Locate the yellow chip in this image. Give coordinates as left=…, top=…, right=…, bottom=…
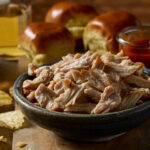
left=9, top=86, right=14, bottom=97
left=16, top=141, right=27, bottom=148
left=0, top=90, right=12, bottom=107
left=0, top=47, right=26, bottom=57
left=0, top=136, right=7, bottom=142
left=0, top=81, right=12, bottom=91
left=0, top=110, right=25, bottom=130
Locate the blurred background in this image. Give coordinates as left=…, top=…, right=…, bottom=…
left=31, top=0, right=150, bottom=23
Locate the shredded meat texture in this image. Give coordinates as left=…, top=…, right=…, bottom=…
left=101, top=51, right=144, bottom=77
left=28, top=63, right=37, bottom=76
left=84, top=87, right=101, bottom=103
left=91, top=86, right=121, bottom=114
left=26, top=91, right=35, bottom=102
left=23, top=51, right=150, bottom=114
left=119, top=88, right=150, bottom=110
left=23, top=67, right=53, bottom=94
left=124, top=75, right=150, bottom=89
left=51, top=88, right=73, bottom=111
left=35, top=84, right=57, bottom=108
left=64, top=103, right=96, bottom=114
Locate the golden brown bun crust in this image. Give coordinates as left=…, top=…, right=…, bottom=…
left=19, top=22, right=75, bottom=54
left=86, top=10, right=141, bottom=53
left=45, top=2, right=98, bottom=26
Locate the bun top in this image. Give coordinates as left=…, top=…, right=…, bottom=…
left=45, top=2, right=98, bottom=27
left=19, top=22, right=75, bottom=54
left=87, top=10, right=140, bottom=37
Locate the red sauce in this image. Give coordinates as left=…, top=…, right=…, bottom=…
left=122, top=39, right=150, bottom=68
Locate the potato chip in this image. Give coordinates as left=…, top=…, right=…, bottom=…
left=0, top=136, right=7, bottom=142
left=0, top=90, right=12, bottom=107
left=0, top=47, right=26, bottom=57
left=0, top=110, right=25, bottom=130
left=9, top=86, right=14, bottom=97
left=16, top=141, right=27, bottom=148
left=0, top=81, right=12, bottom=91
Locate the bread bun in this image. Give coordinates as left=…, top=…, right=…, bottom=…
left=19, top=22, right=75, bottom=66
left=45, top=2, right=98, bottom=41
left=83, top=10, right=141, bottom=54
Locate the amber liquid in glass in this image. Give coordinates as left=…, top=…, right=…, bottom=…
left=0, top=3, right=30, bottom=59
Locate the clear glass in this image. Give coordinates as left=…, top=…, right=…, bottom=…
left=0, top=0, right=32, bottom=60
left=117, top=26, right=150, bottom=68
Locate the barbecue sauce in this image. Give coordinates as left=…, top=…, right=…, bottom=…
left=122, top=39, right=150, bottom=68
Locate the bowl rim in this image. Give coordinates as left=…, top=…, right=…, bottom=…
left=13, top=62, right=150, bottom=120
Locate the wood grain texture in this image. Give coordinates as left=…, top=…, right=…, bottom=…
left=0, top=128, right=13, bottom=150
left=12, top=119, right=150, bottom=150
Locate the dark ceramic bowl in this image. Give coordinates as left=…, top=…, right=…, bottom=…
left=13, top=62, right=150, bottom=142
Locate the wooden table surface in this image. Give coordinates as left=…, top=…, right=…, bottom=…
left=1, top=0, right=150, bottom=150
left=11, top=119, right=150, bottom=150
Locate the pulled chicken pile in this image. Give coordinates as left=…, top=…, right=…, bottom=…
left=23, top=51, right=150, bottom=114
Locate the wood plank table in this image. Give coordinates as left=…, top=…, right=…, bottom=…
left=1, top=0, right=150, bottom=149
left=12, top=119, right=150, bottom=150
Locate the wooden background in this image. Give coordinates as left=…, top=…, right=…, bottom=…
left=32, top=0, right=150, bottom=23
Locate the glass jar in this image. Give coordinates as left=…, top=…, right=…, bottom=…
left=0, top=0, right=32, bottom=60
left=117, top=26, right=150, bottom=68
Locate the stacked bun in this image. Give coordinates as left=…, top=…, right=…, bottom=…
left=19, top=22, right=75, bottom=66
left=45, top=2, right=98, bottom=49
left=83, top=10, right=141, bottom=54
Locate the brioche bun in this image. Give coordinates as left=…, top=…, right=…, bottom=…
left=19, top=22, right=75, bottom=65
left=45, top=2, right=98, bottom=50
left=83, top=10, right=141, bottom=54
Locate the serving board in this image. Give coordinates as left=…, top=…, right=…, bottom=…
left=12, top=118, right=150, bottom=150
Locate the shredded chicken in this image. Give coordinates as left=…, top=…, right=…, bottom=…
left=124, top=75, right=150, bottom=89
left=119, top=88, right=150, bottom=110
left=35, top=84, right=56, bottom=108
left=84, top=87, right=101, bottom=103
left=64, top=103, right=96, bottom=114
left=91, top=86, right=121, bottom=114
left=23, top=68, right=53, bottom=93
left=23, top=50, right=150, bottom=114
left=101, top=51, right=144, bottom=77
left=28, top=63, right=37, bottom=76
left=50, top=88, right=73, bottom=111
left=65, top=84, right=87, bottom=107
left=26, top=91, right=35, bottom=102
